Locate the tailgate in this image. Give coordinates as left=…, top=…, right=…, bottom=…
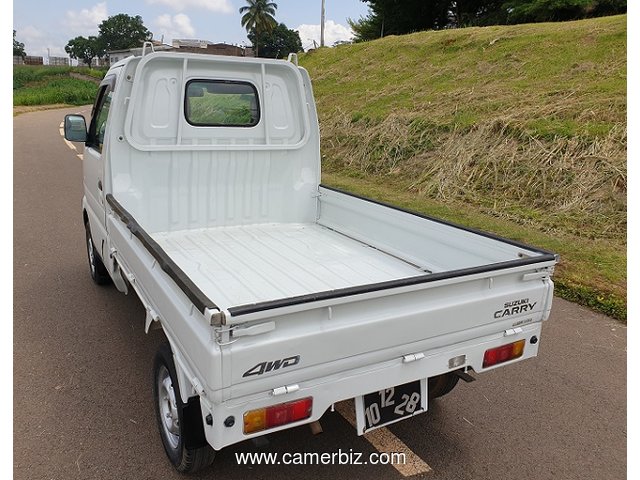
left=218, top=261, right=554, bottom=399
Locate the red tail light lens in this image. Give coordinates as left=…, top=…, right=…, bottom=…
left=266, top=403, right=290, bottom=428
left=244, top=397, right=313, bottom=434
left=483, top=340, right=525, bottom=368
left=289, top=397, right=313, bottom=421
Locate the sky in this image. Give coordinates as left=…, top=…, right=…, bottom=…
left=13, top=0, right=371, bottom=59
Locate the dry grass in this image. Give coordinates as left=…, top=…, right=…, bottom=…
left=321, top=109, right=626, bottom=240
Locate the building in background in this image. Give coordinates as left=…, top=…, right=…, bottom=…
left=76, top=57, right=109, bottom=68
left=108, top=40, right=173, bottom=64
left=171, top=39, right=252, bottom=57
left=15, top=55, right=71, bottom=66
left=48, top=56, right=69, bottom=66
left=107, top=39, right=252, bottom=65
left=19, top=55, right=44, bottom=65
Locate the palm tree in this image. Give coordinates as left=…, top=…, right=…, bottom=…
left=239, top=0, right=278, bottom=57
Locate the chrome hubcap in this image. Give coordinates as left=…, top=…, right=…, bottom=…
left=157, top=365, right=180, bottom=449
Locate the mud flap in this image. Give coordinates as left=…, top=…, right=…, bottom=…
left=181, top=396, right=208, bottom=449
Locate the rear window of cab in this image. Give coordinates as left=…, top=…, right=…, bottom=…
left=185, top=80, right=260, bottom=127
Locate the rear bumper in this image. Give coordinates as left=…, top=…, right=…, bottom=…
left=201, top=321, right=543, bottom=450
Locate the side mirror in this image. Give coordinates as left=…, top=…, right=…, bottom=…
left=64, top=114, right=87, bottom=143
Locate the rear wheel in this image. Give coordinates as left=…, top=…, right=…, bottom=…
left=153, top=343, right=216, bottom=473
left=428, top=372, right=460, bottom=400
left=85, top=222, right=111, bottom=285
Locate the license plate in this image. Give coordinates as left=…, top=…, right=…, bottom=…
left=355, top=379, right=427, bottom=434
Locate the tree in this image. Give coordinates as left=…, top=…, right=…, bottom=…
left=98, top=14, right=151, bottom=52
left=13, top=30, right=26, bottom=58
left=348, top=12, right=384, bottom=42
left=65, top=36, right=104, bottom=66
left=349, top=0, right=627, bottom=39
left=504, top=0, right=625, bottom=23
left=349, top=0, right=450, bottom=41
left=248, top=22, right=301, bottom=58
left=505, top=0, right=590, bottom=22
left=452, top=0, right=507, bottom=26
left=239, top=0, right=278, bottom=57
left=589, top=0, right=627, bottom=16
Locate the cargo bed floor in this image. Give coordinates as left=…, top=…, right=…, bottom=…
left=152, top=223, right=423, bottom=309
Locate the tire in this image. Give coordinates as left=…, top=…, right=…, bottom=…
left=85, top=222, right=111, bottom=285
left=153, top=343, right=216, bottom=473
left=428, top=372, right=460, bottom=401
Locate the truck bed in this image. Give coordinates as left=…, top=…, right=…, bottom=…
left=152, top=223, right=423, bottom=309
left=108, top=184, right=555, bottom=323
left=141, top=185, right=556, bottom=316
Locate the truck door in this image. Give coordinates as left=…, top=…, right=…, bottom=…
left=84, top=75, right=115, bottom=260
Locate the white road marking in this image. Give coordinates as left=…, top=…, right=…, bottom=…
left=335, top=400, right=432, bottom=477
left=59, top=121, right=80, bottom=156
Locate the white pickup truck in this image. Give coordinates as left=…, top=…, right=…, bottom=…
left=64, top=49, right=557, bottom=472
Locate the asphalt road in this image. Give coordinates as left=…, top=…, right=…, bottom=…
left=14, top=106, right=627, bottom=480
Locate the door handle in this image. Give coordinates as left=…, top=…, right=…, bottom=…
left=98, top=180, right=103, bottom=191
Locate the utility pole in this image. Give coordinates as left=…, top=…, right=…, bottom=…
left=320, top=0, right=325, bottom=47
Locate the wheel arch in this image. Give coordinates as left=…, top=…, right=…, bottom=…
left=161, top=328, right=203, bottom=405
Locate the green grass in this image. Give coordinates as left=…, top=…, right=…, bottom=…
left=74, top=66, right=109, bottom=79
left=14, top=77, right=99, bottom=106
left=13, top=66, right=72, bottom=89
left=301, top=15, right=627, bottom=321
left=188, top=94, right=256, bottom=125
left=13, top=65, right=104, bottom=106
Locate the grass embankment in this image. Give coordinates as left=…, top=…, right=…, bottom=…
left=13, top=66, right=106, bottom=106
left=301, top=15, right=626, bottom=321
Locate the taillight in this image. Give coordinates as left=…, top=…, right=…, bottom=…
left=483, top=339, right=525, bottom=368
left=243, top=397, right=313, bottom=434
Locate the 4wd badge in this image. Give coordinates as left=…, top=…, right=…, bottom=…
left=243, top=355, right=300, bottom=377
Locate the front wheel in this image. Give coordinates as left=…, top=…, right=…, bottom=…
left=85, top=222, right=111, bottom=285
left=153, top=343, right=215, bottom=473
